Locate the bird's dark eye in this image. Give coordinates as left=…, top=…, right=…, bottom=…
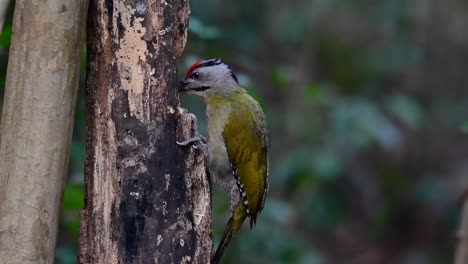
left=192, top=72, right=200, bottom=79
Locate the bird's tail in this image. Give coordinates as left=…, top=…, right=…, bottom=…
left=212, top=203, right=248, bottom=264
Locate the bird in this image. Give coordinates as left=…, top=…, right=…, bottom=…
left=178, top=58, right=270, bottom=263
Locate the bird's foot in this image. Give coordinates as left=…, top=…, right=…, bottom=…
left=177, top=135, right=208, bottom=155
left=176, top=135, right=207, bottom=145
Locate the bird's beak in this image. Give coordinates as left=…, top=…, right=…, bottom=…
left=179, top=80, right=189, bottom=92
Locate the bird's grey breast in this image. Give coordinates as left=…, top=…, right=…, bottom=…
left=206, top=102, right=234, bottom=190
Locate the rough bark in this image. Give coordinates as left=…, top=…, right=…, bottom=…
left=455, top=191, right=468, bottom=264
left=78, top=1, right=212, bottom=263
left=0, top=0, right=88, bottom=263
left=0, top=0, right=9, bottom=32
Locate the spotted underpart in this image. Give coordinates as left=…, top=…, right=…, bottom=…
left=231, top=162, right=251, bottom=217
left=180, top=58, right=270, bottom=264
left=220, top=92, right=269, bottom=228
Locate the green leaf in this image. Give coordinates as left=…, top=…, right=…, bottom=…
left=0, top=25, right=12, bottom=49
left=61, top=184, right=84, bottom=211
left=61, top=184, right=84, bottom=238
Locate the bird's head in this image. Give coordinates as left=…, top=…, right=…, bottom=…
left=179, top=58, right=242, bottom=97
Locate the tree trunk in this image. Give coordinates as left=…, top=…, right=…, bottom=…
left=0, top=0, right=88, bottom=263
left=78, top=1, right=212, bottom=263
left=0, top=0, right=9, bottom=32
left=455, top=192, right=468, bottom=264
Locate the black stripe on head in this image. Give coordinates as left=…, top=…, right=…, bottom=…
left=230, top=71, right=239, bottom=84
left=191, top=86, right=210, bottom=91
left=198, top=58, right=223, bottom=68
left=197, top=58, right=239, bottom=84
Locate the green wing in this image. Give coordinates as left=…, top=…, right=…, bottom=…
left=222, top=94, right=269, bottom=225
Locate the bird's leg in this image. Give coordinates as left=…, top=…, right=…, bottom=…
left=177, top=134, right=208, bottom=155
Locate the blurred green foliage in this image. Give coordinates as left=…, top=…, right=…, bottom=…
left=1, top=0, right=467, bottom=264
left=61, top=184, right=84, bottom=237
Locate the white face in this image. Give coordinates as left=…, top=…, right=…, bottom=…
left=180, top=59, right=241, bottom=97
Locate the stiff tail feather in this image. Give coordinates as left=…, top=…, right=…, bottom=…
left=212, top=203, right=248, bottom=264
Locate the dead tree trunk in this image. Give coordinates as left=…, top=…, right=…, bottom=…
left=78, top=1, right=212, bottom=263
left=0, top=0, right=87, bottom=263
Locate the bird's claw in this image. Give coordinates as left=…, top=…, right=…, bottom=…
left=177, top=135, right=208, bottom=155
left=199, top=135, right=207, bottom=144
left=176, top=136, right=202, bottom=146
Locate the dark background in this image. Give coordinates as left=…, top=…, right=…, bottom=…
left=1, top=1, right=467, bottom=263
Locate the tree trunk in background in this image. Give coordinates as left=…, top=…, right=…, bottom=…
left=455, top=196, right=468, bottom=264
left=0, top=0, right=9, bottom=32
left=0, top=0, right=88, bottom=263
left=78, top=1, right=211, bottom=263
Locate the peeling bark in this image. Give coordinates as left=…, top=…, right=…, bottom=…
left=78, top=1, right=212, bottom=263
left=0, top=0, right=88, bottom=263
